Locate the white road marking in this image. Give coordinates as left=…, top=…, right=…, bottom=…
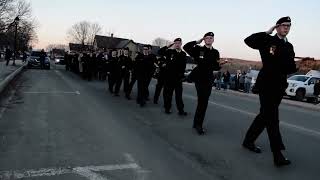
left=73, top=167, right=107, bottom=180
left=23, top=91, right=80, bottom=95
left=0, top=154, right=148, bottom=180
left=0, top=163, right=139, bottom=180
left=184, top=94, right=320, bottom=138
left=124, top=153, right=151, bottom=180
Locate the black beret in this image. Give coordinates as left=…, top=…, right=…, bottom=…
left=174, top=38, right=182, bottom=42
left=143, top=44, right=149, bottom=48
left=204, top=32, right=214, bottom=37
left=276, top=16, right=291, bottom=25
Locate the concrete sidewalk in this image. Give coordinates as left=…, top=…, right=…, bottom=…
left=212, top=87, right=320, bottom=111
left=0, top=59, right=26, bottom=94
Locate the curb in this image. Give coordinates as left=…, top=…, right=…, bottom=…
left=0, top=63, right=26, bottom=94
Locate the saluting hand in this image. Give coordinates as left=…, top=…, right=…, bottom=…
left=167, top=43, right=174, bottom=48
left=196, top=38, right=204, bottom=44
left=266, top=25, right=278, bottom=34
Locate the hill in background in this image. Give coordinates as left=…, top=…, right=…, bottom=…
left=218, top=57, right=320, bottom=74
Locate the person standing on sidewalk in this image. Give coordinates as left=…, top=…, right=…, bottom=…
left=183, top=32, right=221, bottom=135
left=314, top=79, right=320, bottom=104
left=5, top=47, right=12, bottom=66
left=215, top=71, right=222, bottom=90
left=223, top=71, right=230, bottom=90
left=244, top=74, right=252, bottom=93
left=242, top=17, right=297, bottom=167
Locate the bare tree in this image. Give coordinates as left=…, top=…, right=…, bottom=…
left=0, top=0, right=32, bottom=31
left=0, top=0, right=15, bottom=31
left=67, top=21, right=102, bottom=45
left=152, top=37, right=172, bottom=47
left=1, top=0, right=37, bottom=50
left=88, top=22, right=102, bottom=45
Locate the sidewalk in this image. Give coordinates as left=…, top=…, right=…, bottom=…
left=212, top=88, right=320, bottom=111
left=0, top=59, right=26, bottom=94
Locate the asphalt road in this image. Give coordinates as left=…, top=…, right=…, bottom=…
left=0, top=65, right=319, bottom=180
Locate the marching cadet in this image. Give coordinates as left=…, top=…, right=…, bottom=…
left=108, top=49, right=119, bottom=94
left=96, top=50, right=106, bottom=81
left=85, top=52, right=95, bottom=81
left=242, top=17, right=297, bottom=167
left=158, top=38, right=187, bottom=115
left=153, top=52, right=167, bottom=104
left=65, top=51, right=70, bottom=71
left=183, top=32, right=221, bottom=135
left=136, top=45, right=155, bottom=107
left=145, top=45, right=157, bottom=101
left=126, top=52, right=140, bottom=100
left=114, top=47, right=132, bottom=97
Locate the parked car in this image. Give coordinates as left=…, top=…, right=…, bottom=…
left=245, top=70, right=260, bottom=90
left=27, top=51, right=50, bottom=70
left=54, top=56, right=65, bottom=65
left=286, top=75, right=320, bottom=102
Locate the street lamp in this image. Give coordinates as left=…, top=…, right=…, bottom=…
left=13, top=16, right=20, bottom=66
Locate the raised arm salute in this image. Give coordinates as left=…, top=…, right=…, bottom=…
left=183, top=32, right=221, bottom=135
left=242, top=17, right=297, bottom=167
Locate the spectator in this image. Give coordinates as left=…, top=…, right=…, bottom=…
left=244, top=74, right=252, bottom=93
left=22, top=51, right=27, bottom=63
left=314, top=79, right=320, bottom=104
left=223, top=71, right=231, bottom=90
left=239, top=72, right=246, bottom=91
left=5, top=47, right=12, bottom=66
left=215, top=72, right=222, bottom=90
left=235, top=70, right=241, bottom=90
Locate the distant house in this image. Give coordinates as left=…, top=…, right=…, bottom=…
left=93, top=34, right=160, bottom=58
left=69, top=43, right=93, bottom=52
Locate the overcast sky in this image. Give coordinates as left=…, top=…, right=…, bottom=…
left=31, top=0, right=320, bottom=60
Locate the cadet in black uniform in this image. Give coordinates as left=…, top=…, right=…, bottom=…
left=108, top=49, right=119, bottom=94
left=114, top=47, right=132, bottom=97
left=96, top=51, right=105, bottom=80
left=126, top=52, right=140, bottom=100
left=86, top=52, right=95, bottom=81
left=242, top=17, right=297, bottom=167
left=159, top=38, right=187, bottom=115
left=153, top=54, right=166, bottom=104
left=145, top=45, right=157, bottom=101
left=65, top=52, right=70, bottom=71
left=183, top=32, right=221, bottom=135
left=136, top=45, right=155, bottom=107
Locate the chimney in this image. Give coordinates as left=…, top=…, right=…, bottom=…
left=111, top=33, right=114, bottom=38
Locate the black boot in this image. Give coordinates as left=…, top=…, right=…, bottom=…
left=193, top=126, right=206, bottom=135
left=125, top=94, right=131, bottom=100
left=178, top=111, right=188, bottom=116
left=165, top=109, right=172, bottom=114
left=273, top=151, right=291, bottom=167
left=242, top=141, right=262, bottom=154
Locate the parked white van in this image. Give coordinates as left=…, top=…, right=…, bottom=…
left=286, top=73, right=320, bottom=101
